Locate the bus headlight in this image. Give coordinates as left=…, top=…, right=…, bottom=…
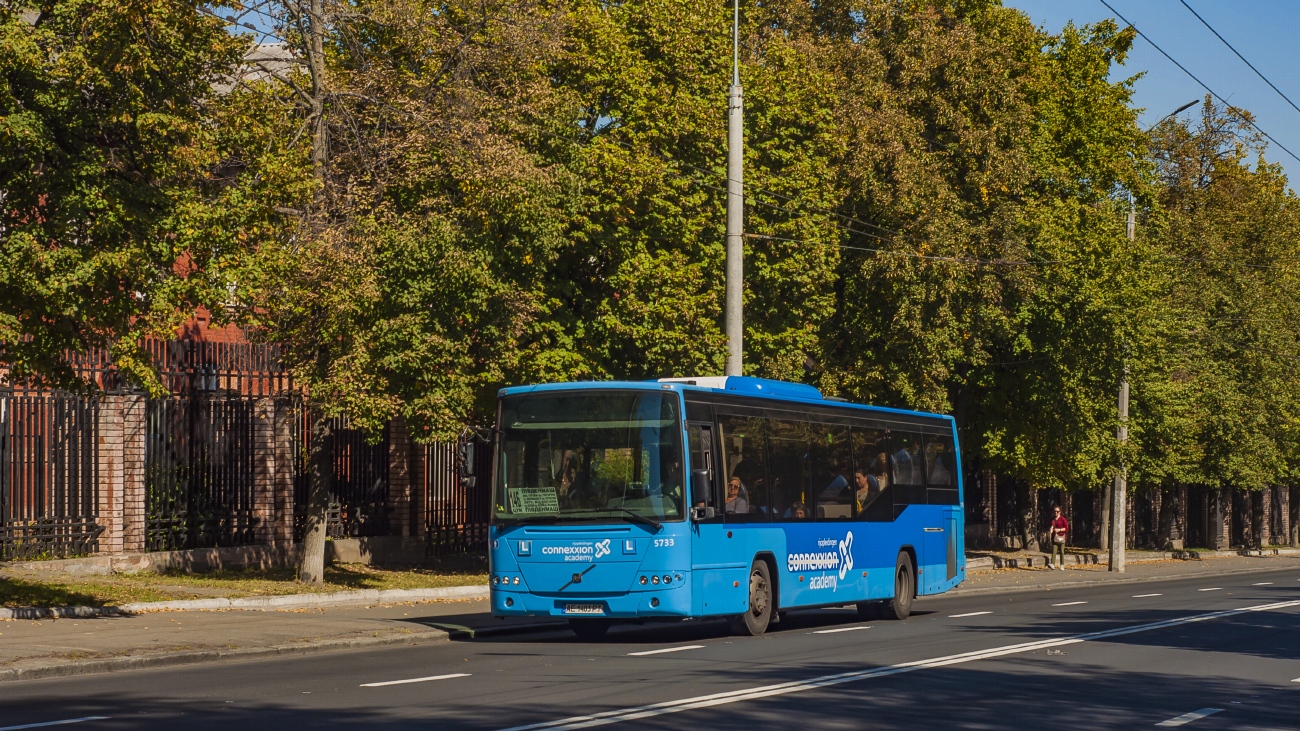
left=651, top=575, right=660, bottom=585
left=640, top=576, right=648, bottom=585
left=492, top=576, right=499, bottom=585
left=512, top=577, right=520, bottom=586
left=662, top=575, right=672, bottom=584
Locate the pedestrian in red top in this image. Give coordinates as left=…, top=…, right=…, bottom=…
left=1049, top=506, right=1068, bottom=570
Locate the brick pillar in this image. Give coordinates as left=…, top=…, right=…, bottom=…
left=1170, top=486, right=1187, bottom=550
left=1280, top=486, right=1294, bottom=547
left=981, top=471, right=996, bottom=544
left=253, top=398, right=277, bottom=546
left=120, top=395, right=146, bottom=552
left=95, top=396, right=125, bottom=554
left=273, top=399, right=295, bottom=545
left=1258, top=486, right=1268, bottom=543
left=387, top=416, right=412, bottom=537
left=411, top=441, right=426, bottom=538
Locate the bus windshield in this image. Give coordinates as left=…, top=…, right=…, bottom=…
left=494, top=390, right=684, bottom=523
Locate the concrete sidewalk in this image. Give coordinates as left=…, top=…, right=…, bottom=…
left=3, top=553, right=1298, bottom=683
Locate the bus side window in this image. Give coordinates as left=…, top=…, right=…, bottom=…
left=851, top=426, right=894, bottom=522
left=718, top=415, right=770, bottom=522
left=924, top=432, right=960, bottom=505
left=767, top=419, right=811, bottom=521
left=811, top=423, right=852, bottom=520
left=891, top=430, right=927, bottom=517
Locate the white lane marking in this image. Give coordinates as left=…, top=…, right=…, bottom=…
left=949, top=611, right=993, bottom=618
left=1052, top=601, right=1088, bottom=607
left=1155, top=708, right=1223, bottom=726
left=1252, top=582, right=1273, bottom=586
left=1198, top=588, right=1223, bottom=592
left=361, top=673, right=470, bottom=687
left=627, top=645, right=705, bottom=657
left=496, top=599, right=1300, bottom=731
left=1133, top=594, right=1163, bottom=598
left=1292, top=677, right=1300, bottom=683
left=811, top=626, right=871, bottom=634
left=0, top=719, right=110, bottom=731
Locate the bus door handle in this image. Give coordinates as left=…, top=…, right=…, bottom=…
left=923, top=527, right=944, bottom=533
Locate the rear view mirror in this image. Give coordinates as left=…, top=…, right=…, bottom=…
left=690, top=468, right=714, bottom=521
left=691, top=505, right=716, bottom=521
left=459, top=440, right=476, bottom=488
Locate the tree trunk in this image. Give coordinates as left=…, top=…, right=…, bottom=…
left=298, top=409, right=333, bottom=584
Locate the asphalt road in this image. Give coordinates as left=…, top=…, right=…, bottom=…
left=3, top=565, right=1299, bottom=731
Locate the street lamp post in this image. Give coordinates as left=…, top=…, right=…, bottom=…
left=1108, top=100, right=1198, bottom=573
left=724, top=0, right=744, bottom=376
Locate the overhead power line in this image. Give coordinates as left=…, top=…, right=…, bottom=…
left=1096, top=0, right=1300, bottom=165
left=1177, top=0, right=1300, bottom=120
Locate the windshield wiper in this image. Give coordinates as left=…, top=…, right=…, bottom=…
left=498, top=515, right=563, bottom=525
left=570, top=507, right=662, bottom=532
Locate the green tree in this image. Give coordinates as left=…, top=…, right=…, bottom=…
left=0, top=0, right=247, bottom=391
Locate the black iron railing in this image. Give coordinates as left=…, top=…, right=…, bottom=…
left=0, top=393, right=103, bottom=559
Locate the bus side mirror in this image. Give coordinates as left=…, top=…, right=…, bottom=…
left=690, top=468, right=714, bottom=521
left=459, top=441, right=476, bottom=488
left=691, top=505, right=716, bottom=521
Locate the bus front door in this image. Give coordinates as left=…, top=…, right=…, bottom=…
left=687, top=422, right=741, bottom=615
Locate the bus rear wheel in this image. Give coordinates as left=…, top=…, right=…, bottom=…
left=569, top=618, right=611, bottom=641
left=880, top=552, right=914, bottom=620
left=728, top=560, right=773, bottom=636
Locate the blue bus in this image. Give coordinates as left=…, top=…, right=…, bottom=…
left=487, top=376, right=965, bottom=638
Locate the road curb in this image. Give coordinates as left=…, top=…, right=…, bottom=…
left=0, top=629, right=451, bottom=684
left=944, top=559, right=1300, bottom=598
left=966, top=547, right=1300, bottom=571
left=0, top=584, right=489, bottom=620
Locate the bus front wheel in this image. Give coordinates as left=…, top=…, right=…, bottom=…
left=881, top=553, right=914, bottom=621
left=728, top=560, right=774, bottom=636
left=569, top=618, right=611, bottom=641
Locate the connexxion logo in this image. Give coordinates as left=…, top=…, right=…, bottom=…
left=787, top=531, right=854, bottom=590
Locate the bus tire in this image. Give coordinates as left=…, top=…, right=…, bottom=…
left=728, top=560, right=773, bottom=636
left=569, top=618, right=611, bottom=641
left=881, top=553, right=914, bottom=621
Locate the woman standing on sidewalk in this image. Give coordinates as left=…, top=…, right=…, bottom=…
left=1050, top=506, right=1068, bottom=570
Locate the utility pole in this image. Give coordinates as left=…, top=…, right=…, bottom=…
left=724, top=0, right=744, bottom=376
left=1109, top=194, right=1135, bottom=573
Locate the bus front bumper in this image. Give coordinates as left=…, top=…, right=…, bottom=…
left=491, top=586, right=691, bottom=619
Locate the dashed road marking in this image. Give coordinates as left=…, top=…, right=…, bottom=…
left=949, top=611, right=993, bottom=618
left=811, top=626, right=871, bottom=634
left=1252, top=582, right=1273, bottom=586
left=493, top=598, right=1300, bottom=731
left=1155, top=708, right=1223, bottom=726
left=1051, top=601, right=1088, bottom=607
left=1198, top=588, right=1223, bottom=592
left=361, top=673, right=470, bottom=687
left=0, top=719, right=110, bottom=731
left=627, top=645, right=706, bottom=657
left=1133, top=594, right=1163, bottom=598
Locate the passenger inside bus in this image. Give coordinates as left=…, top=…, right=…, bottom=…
left=725, top=477, right=749, bottom=514
left=854, top=468, right=879, bottom=512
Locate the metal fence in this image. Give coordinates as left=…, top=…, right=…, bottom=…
left=145, top=397, right=258, bottom=551
left=0, top=392, right=103, bottom=560
left=425, top=437, right=492, bottom=557
left=63, top=339, right=292, bottom=396
left=292, top=414, right=391, bottom=539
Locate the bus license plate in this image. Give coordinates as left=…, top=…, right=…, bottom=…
left=564, top=603, right=604, bottom=615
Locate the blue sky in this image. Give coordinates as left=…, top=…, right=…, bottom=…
left=1003, top=0, right=1300, bottom=183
